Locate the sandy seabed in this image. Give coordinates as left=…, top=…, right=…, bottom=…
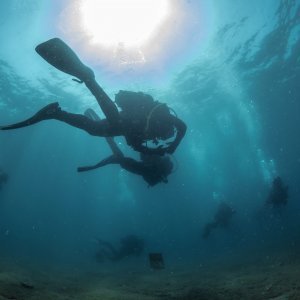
left=1, top=255, right=300, bottom=300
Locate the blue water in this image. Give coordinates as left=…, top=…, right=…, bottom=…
left=0, top=0, right=300, bottom=296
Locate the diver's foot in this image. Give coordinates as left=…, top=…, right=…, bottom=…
left=0, top=102, right=61, bottom=130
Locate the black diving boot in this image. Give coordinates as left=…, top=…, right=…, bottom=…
left=0, top=102, right=61, bottom=130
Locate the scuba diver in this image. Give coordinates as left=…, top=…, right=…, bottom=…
left=77, top=108, right=174, bottom=187
left=95, top=235, right=144, bottom=262
left=0, top=169, right=8, bottom=190
left=202, top=202, right=236, bottom=239
left=0, top=38, right=186, bottom=156
left=266, top=176, right=288, bottom=208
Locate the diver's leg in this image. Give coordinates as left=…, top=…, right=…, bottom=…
left=0, top=102, right=60, bottom=130
left=54, top=110, right=112, bottom=136
left=84, top=79, right=120, bottom=126
left=1, top=102, right=121, bottom=137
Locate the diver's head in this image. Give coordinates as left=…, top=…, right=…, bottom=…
left=141, top=154, right=174, bottom=187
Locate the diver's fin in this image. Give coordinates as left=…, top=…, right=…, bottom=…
left=35, top=38, right=95, bottom=82
left=77, top=165, right=99, bottom=172
left=0, top=102, right=60, bottom=130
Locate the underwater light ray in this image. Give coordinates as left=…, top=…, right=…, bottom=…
left=79, top=0, right=170, bottom=47
left=55, top=0, right=211, bottom=86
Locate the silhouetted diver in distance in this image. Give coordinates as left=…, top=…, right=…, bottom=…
left=202, top=202, right=236, bottom=239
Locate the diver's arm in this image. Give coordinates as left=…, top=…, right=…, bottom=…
left=165, top=116, right=187, bottom=154
left=77, top=155, right=121, bottom=172
left=77, top=155, right=148, bottom=176
left=131, top=116, right=187, bottom=155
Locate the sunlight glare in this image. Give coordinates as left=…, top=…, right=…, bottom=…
left=79, top=0, right=170, bottom=47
